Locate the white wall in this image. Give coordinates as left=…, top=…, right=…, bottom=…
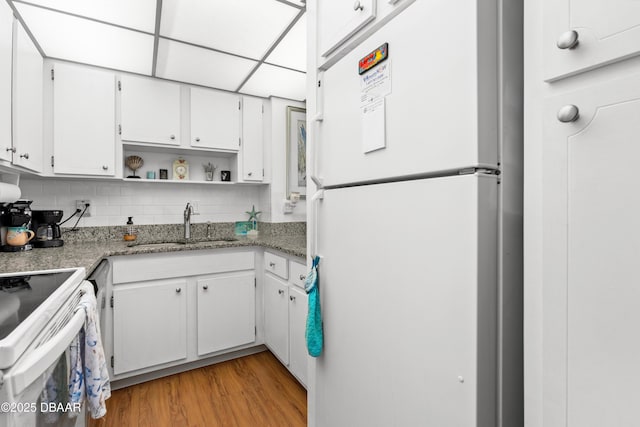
left=19, top=177, right=268, bottom=227
left=268, top=97, right=306, bottom=222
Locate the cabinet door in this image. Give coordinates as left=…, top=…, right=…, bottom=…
left=241, top=96, right=264, bottom=181
left=112, top=279, right=188, bottom=375
left=288, top=285, right=308, bottom=387
left=0, top=5, right=12, bottom=162
left=121, top=75, right=181, bottom=146
left=12, top=22, right=43, bottom=172
left=264, top=274, right=289, bottom=364
left=317, top=0, right=376, bottom=57
left=544, top=0, right=640, bottom=81
left=196, top=272, right=256, bottom=356
left=52, top=62, right=116, bottom=175
left=190, top=87, right=240, bottom=151
left=542, top=74, right=640, bottom=426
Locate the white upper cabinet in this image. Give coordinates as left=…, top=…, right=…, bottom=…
left=241, top=96, right=264, bottom=181
left=52, top=62, right=116, bottom=176
left=12, top=22, right=43, bottom=173
left=120, top=74, right=181, bottom=146
left=544, top=0, right=640, bottom=81
left=0, top=4, right=12, bottom=163
left=190, top=87, right=240, bottom=151
left=317, top=0, right=376, bottom=57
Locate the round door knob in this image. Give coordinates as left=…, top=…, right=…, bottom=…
left=299, top=274, right=306, bottom=281
left=278, top=289, right=285, bottom=295
left=195, top=137, right=200, bottom=142
left=269, top=262, right=276, bottom=267
left=102, top=165, right=109, bottom=170
left=557, top=104, right=580, bottom=123
left=203, top=285, right=209, bottom=290
left=176, top=287, right=182, bottom=293
left=6, top=147, right=16, bottom=153
left=290, top=295, right=296, bottom=301
left=353, top=0, right=364, bottom=11
left=557, top=30, right=579, bottom=50
left=170, top=135, right=176, bottom=140
left=248, top=172, right=253, bottom=176
left=19, top=153, right=29, bottom=159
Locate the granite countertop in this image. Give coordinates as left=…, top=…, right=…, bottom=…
left=0, top=234, right=307, bottom=276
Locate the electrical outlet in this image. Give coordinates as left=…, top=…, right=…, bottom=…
left=75, top=200, right=93, bottom=217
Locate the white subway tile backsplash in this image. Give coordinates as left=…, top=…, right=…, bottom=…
left=19, top=177, right=267, bottom=226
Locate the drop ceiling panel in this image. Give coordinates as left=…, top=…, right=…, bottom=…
left=15, top=3, right=154, bottom=74
left=160, top=0, right=299, bottom=60
left=266, top=14, right=306, bottom=72
left=241, top=64, right=306, bottom=101
left=16, top=0, right=157, bottom=33
left=156, top=39, right=257, bottom=91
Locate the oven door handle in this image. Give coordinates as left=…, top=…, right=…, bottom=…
left=9, top=308, right=85, bottom=395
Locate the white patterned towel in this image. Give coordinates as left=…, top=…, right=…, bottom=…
left=69, top=282, right=111, bottom=419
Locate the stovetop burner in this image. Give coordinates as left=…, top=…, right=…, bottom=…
left=0, top=276, right=32, bottom=292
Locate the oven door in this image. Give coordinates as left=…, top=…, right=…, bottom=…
left=0, top=282, right=92, bottom=427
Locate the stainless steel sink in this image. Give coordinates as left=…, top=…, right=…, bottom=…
left=128, top=238, right=238, bottom=248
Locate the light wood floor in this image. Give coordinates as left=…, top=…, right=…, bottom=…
left=89, top=351, right=307, bottom=427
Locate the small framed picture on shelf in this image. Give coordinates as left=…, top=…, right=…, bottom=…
left=159, top=169, right=168, bottom=180
left=221, top=170, right=231, bottom=182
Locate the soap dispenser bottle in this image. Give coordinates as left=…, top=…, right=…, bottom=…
left=124, top=216, right=137, bottom=241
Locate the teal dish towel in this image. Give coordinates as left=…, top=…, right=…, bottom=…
left=305, top=256, right=323, bottom=357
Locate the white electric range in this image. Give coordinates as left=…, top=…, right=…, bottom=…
left=0, top=267, right=91, bottom=427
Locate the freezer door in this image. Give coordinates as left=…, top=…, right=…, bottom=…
left=315, top=0, right=498, bottom=187
left=310, top=175, right=498, bottom=427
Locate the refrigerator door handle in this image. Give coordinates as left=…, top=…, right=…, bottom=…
left=310, top=189, right=325, bottom=258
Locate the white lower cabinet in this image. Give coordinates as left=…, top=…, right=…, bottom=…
left=197, top=272, right=256, bottom=356
left=113, top=279, right=188, bottom=375
left=108, top=250, right=257, bottom=380
left=264, top=252, right=308, bottom=387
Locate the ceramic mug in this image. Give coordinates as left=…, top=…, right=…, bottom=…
left=6, top=226, right=35, bottom=246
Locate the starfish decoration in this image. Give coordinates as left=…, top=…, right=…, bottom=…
left=246, top=205, right=261, bottom=222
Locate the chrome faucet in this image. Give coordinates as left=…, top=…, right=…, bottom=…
left=184, top=202, right=197, bottom=240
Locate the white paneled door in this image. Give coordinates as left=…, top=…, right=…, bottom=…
left=0, top=3, right=12, bottom=163
left=542, top=73, right=640, bottom=426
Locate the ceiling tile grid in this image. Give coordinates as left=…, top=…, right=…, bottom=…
left=8, top=0, right=306, bottom=101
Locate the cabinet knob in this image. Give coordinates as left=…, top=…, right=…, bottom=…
left=203, top=285, right=208, bottom=290
left=290, top=295, right=296, bottom=301
left=557, top=30, right=579, bottom=50
left=102, top=165, right=109, bottom=170
left=6, top=147, right=16, bottom=153
left=170, top=135, right=176, bottom=140
left=353, top=0, right=364, bottom=11
left=299, top=274, right=306, bottom=281
left=176, top=287, right=182, bottom=293
left=195, top=137, right=200, bottom=142
left=278, top=289, right=284, bottom=295
left=557, top=104, right=580, bottom=123
left=19, top=153, right=29, bottom=159
left=248, top=172, right=253, bottom=176
left=269, top=262, right=276, bottom=267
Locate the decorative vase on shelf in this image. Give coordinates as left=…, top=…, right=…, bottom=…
left=203, top=162, right=217, bottom=181
left=125, top=155, right=144, bottom=178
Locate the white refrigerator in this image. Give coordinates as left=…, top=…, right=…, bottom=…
left=308, top=1, right=523, bottom=426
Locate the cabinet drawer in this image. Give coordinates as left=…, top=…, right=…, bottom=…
left=265, top=252, right=288, bottom=280
left=289, top=261, right=307, bottom=289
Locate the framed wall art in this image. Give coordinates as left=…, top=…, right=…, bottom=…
left=286, top=106, right=307, bottom=199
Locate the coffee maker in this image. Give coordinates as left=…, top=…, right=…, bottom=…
left=31, top=210, right=64, bottom=248
left=0, top=199, right=34, bottom=252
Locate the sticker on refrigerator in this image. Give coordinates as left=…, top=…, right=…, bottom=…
left=359, top=43, right=389, bottom=75
left=360, top=60, right=391, bottom=153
